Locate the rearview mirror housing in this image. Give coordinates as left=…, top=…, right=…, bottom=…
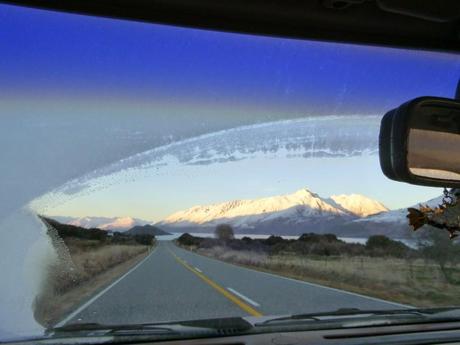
left=379, top=96, right=460, bottom=188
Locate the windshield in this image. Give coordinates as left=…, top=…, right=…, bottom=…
left=1, top=3, right=460, bottom=341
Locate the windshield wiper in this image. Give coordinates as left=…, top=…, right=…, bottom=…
left=256, top=307, right=460, bottom=327
left=47, top=322, right=178, bottom=336
left=46, top=317, right=253, bottom=338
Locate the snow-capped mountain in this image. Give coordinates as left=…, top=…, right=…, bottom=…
left=158, top=188, right=389, bottom=235
left=97, top=217, right=149, bottom=231
left=357, top=195, right=442, bottom=224
left=329, top=194, right=388, bottom=217
left=52, top=216, right=150, bottom=231
left=340, top=195, right=444, bottom=238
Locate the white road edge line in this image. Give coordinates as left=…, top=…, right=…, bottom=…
left=227, top=287, right=260, bottom=307
left=194, top=267, right=203, bottom=273
left=175, top=245, right=411, bottom=309
left=55, top=247, right=157, bottom=327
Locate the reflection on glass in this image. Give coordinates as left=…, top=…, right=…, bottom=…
left=408, top=128, right=460, bottom=180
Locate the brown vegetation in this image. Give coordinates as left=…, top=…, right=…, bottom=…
left=176, top=232, right=460, bottom=307
left=43, top=240, right=150, bottom=295
left=34, top=218, right=155, bottom=326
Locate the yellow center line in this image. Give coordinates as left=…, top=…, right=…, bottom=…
left=168, top=249, right=263, bottom=317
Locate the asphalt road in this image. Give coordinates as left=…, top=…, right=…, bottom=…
left=59, top=241, right=408, bottom=326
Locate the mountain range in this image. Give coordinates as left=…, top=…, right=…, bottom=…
left=158, top=188, right=445, bottom=238
left=52, top=216, right=150, bottom=231
left=53, top=188, right=442, bottom=239
left=339, top=195, right=443, bottom=238
left=156, top=188, right=403, bottom=237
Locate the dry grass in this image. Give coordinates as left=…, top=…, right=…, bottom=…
left=51, top=242, right=149, bottom=294
left=188, top=245, right=460, bottom=307
left=34, top=239, right=152, bottom=326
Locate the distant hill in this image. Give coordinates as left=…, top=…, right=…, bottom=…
left=157, top=187, right=445, bottom=239
left=41, top=217, right=155, bottom=246
left=52, top=216, right=150, bottom=231
left=41, top=216, right=108, bottom=241
left=126, top=224, right=171, bottom=236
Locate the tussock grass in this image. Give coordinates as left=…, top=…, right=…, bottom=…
left=49, top=243, right=149, bottom=294
left=188, top=245, right=460, bottom=307
left=34, top=238, right=151, bottom=326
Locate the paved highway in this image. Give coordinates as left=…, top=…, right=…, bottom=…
left=58, top=241, right=408, bottom=326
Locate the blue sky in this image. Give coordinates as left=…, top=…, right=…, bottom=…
left=2, top=4, right=460, bottom=221
left=2, top=3, right=459, bottom=114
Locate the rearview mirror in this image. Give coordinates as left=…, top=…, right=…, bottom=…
left=379, top=96, right=460, bottom=188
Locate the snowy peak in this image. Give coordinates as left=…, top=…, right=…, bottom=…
left=160, top=188, right=344, bottom=227
left=159, top=188, right=386, bottom=229
left=99, top=217, right=140, bottom=230
left=330, top=194, right=389, bottom=217
left=53, top=216, right=150, bottom=231
left=338, top=194, right=445, bottom=238
left=355, top=195, right=443, bottom=224
left=292, top=188, right=318, bottom=198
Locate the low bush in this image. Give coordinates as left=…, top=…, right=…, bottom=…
left=366, top=235, right=412, bottom=258
left=177, top=233, right=413, bottom=259
left=177, top=233, right=204, bottom=246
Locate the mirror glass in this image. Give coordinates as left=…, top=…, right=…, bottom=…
left=408, top=102, right=460, bottom=181
left=408, top=128, right=460, bottom=180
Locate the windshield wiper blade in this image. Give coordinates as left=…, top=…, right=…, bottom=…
left=47, top=322, right=178, bottom=336
left=48, top=317, right=253, bottom=337
left=179, top=316, right=253, bottom=332
left=257, top=307, right=460, bottom=326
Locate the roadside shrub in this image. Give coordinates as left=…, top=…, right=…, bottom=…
left=366, top=235, right=410, bottom=258
left=418, top=228, right=460, bottom=283
left=177, top=233, right=413, bottom=259
left=227, top=238, right=268, bottom=253
left=241, top=236, right=253, bottom=243
left=111, top=232, right=133, bottom=244
left=200, top=238, right=220, bottom=249
left=214, top=224, right=235, bottom=241
left=133, top=234, right=155, bottom=246
left=298, top=233, right=339, bottom=243
left=366, top=235, right=394, bottom=248
left=264, top=235, right=285, bottom=246
left=177, top=233, right=203, bottom=246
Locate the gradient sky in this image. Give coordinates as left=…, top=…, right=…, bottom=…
left=2, top=4, right=459, bottom=113
left=2, top=4, right=460, bottom=221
